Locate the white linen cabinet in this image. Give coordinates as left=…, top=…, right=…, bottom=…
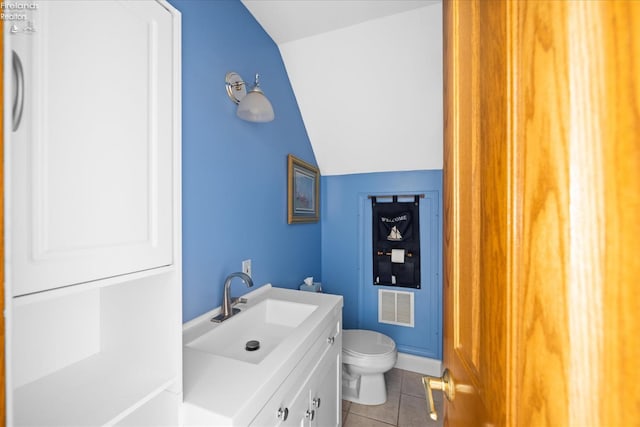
left=4, top=1, right=182, bottom=425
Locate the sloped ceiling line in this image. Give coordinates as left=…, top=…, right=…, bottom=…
left=242, top=0, right=443, bottom=176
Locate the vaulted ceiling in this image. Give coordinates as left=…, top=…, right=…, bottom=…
left=242, top=0, right=443, bottom=176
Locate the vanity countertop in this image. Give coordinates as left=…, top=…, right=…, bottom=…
left=182, top=284, right=343, bottom=426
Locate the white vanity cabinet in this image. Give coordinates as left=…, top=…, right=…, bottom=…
left=4, top=1, right=182, bottom=425
left=183, top=286, right=343, bottom=427
left=249, top=317, right=342, bottom=427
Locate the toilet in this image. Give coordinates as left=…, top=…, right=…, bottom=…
left=342, top=329, right=398, bottom=405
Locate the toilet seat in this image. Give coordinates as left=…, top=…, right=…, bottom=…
left=343, top=329, right=396, bottom=358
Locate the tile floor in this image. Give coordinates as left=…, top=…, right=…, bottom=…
left=342, top=368, right=444, bottom=427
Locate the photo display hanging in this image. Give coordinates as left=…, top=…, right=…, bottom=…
left=372, top=195, right=421, bottom=289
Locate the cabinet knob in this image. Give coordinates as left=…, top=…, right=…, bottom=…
left=276, top=407, right=289, bottom=421
left=305, top=409, right=315, bottom=421
left=327, top=336, right=335, bottom=345
left=312, top=397, right=321, bottom=408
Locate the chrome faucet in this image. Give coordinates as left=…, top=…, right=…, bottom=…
left=212, top=272, right=253, bottom=322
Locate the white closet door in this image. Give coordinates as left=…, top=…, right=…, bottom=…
left=8, top=0, right=174, bottom=296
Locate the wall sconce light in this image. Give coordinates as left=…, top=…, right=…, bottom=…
left=225, top=71, right=275, bottom=123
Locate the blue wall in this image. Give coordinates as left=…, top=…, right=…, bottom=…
left=171, top=0, right=321, bottom=322
left=172, top=1, right=443, bottom=361
left=321, top=170, right=442, bottom=359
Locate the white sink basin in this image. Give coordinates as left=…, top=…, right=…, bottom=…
left=185, top=298, right=318, bottom=364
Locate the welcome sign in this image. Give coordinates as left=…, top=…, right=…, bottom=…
left=372, top=195, right=421, bottom=289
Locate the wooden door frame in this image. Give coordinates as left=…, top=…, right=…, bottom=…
left=1, top=18, right=6, bottom=426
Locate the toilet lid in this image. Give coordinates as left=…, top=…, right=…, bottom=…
left=343, top=329, right=396, bottom=357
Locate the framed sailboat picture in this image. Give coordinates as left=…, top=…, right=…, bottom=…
left=287, top=154, right=320, bottom=223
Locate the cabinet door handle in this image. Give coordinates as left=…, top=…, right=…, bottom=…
left=327, top=336, right=335, bottom=345
left=276, top=407, right=289, bottom=421
left=12, top=50, right=25, bottom=132
left=305, top=409, right=315, bottom=421
left=312, top=397, right=321, bottom=408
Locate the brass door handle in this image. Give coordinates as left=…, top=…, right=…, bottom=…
left=422, top=368, right=455, bottom=421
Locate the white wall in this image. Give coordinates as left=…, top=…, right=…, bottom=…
left=279, top=3, right=443, bottom=176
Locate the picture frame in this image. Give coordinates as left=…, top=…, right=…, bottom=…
left=287, top=154, right=320, bottom=224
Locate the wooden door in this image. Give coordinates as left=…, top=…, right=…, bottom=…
left=442, top=0, right=640, bottom=425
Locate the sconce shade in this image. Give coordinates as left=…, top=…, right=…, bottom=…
left=225, top=71, right=274, bottom=123
left=237, top=86, right=275, bottom=123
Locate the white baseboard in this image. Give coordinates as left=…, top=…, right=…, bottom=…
left=394, top=352, right=442, bottom=376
